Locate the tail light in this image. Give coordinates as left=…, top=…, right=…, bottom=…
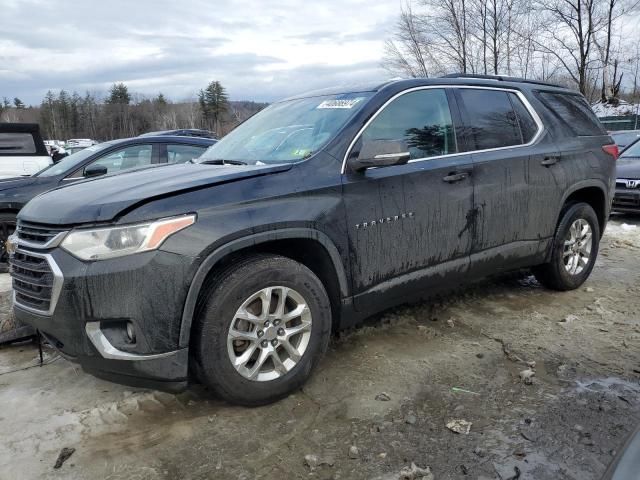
left=602, top=144, right=619, bottom=160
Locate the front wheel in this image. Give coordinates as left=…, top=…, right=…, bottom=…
left=192, top=254, right=331, bottom=406
left=533, top=202, right=600, bottom=291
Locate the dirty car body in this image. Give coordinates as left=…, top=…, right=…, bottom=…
left=11, top=77, right=616, bottom=401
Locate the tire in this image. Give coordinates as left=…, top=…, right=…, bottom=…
left=533, top=202, right=600, bottom=291
left=0, top=214, right=17, bottom=274
left=192, top=254, right=332, bottom=406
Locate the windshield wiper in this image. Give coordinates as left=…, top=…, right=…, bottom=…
left=199, top=159, right=248, bottom=166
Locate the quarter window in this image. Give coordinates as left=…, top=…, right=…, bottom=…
left=537, top=91, right=605, bottom=136
left=166, top=144, right=208, bottom=164
left=458, top=89, right=522, bottom=150
left=361, top=89, right=457, bottom=160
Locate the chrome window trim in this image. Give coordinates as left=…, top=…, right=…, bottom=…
left=12, top=248, right=64, bottom=316
left=85, top=322, right=179, bottom=361
left=341, top=85, right=545, bottom=174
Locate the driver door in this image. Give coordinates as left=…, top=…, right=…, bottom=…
left=341, top=88, right=475, bottom=313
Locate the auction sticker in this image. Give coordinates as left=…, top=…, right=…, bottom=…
left=317, top=98, right=364, bottom=109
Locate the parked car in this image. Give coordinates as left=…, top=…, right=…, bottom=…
left=10, top=76, right=615, bottom=405
left=0, top=135, right=214, bottom=270
left=0, top=123, right=52, bottom=179
left=609, top=130, right=640, bottom=150
left=140, top=129, right=217, bottom=139
left=612, top=137, right=640, bottom=213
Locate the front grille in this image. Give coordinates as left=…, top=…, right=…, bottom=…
left=16, top=221, right=68, bottom=247
left=616, top=180, right=640, bottom=190
left=10, top=249, right=59, bottom=314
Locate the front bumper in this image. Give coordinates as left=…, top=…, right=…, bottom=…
left=12, top=247, right=197, bottom=392
left=612, top=188, right=640, bottom=213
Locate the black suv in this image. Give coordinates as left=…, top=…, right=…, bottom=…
left=11, top=76, right=616, bottom=405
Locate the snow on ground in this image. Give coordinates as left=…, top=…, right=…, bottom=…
left=592, top=100, right=640, bottom=118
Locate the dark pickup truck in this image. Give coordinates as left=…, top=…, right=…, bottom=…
left=10, top=76, right=616, bottom=405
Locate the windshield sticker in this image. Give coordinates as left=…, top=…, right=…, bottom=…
left=316, top=98, right=364, bottom=109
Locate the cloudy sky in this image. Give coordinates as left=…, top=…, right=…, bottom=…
left=0, top=0, right=400, bottom=105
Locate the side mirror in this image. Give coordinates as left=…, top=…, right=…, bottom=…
left=84, top=164, right=108, bottom=178
left=347, top=139, right=410, bottom=172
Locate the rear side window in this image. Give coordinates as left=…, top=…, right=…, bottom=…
left=509, top=93, right=538, bottom=143
left=458, top=89, right=521, bottom=150
left=0, top=133, right=36, bottom=154
left=537, top=92, right=605, bottom=136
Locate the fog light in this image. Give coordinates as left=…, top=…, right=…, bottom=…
left=126, top=322, right=136, bottom=343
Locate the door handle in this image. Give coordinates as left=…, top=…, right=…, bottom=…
left=541, top=156, right=560, bottom=167
left=443, top=171, right=470, bottom=183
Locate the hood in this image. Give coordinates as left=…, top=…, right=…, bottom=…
left=616, top=158, right=640, bottom=179
left=0, top=175, right=37, bottom=191
left=19, top=162, right=292, bottom=225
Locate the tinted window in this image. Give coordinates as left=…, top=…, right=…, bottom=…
left=0, top=133, right=36, bottom=154
left=362, top=89, right=457, bottom=160
left=166, top=144, right=208, bottom=164
left=537, top=92, right=605, bottom=136
left=459, top=89, right=521, bottom=150
left=509, top=93, right=538, bottom=143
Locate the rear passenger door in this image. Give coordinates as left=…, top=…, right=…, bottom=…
left=160, top=143, right=209, bottom=164
left=455, top=88, right=555, bottom=271
left=342, top=88, right=475, bottom=312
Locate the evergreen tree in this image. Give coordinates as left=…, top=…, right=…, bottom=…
left=198, top=81, right=228, bottom=133
left=106, top=83, right=131, bottom=105
left=13, top=98, right=25, bottom=109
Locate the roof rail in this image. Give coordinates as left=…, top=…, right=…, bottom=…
left=440, top=73, right=566, bottom=89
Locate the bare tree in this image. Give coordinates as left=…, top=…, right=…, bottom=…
left=382, top=2, right=430, bottom=77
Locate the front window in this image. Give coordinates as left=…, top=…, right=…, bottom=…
left=37, top=143, right=112, bottom=177
left=198, top=92, right=373, bottom=165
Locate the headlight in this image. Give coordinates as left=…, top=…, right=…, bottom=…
left=61, top=215, right=196, bottom=261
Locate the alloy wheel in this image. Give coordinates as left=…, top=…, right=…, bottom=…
left=563, top=218, right=593, bottom=275
left=226, top=286, right=312, bottom=382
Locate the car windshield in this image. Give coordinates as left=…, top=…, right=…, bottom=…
left=198, top=92, right=373, bottom=165
left=36, top=142, right=112, bottom=177
left=620, top=138, right=640, bottom=163
left=611, top=131, right=640, bottom=148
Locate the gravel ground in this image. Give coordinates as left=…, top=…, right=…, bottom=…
left=0, top=217, right=639, bottom=480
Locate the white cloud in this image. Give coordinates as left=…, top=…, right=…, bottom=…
left=0, top=0, right=400, bottom=104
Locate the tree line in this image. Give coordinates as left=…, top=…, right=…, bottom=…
left=0, top=81, right=267, bottom=141
left=384, top=0, right=640, bottom=104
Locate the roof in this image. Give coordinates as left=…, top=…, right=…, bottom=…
left=280, top=75, right=577, bottom=103
left=107, top=135, right=217, bottom=146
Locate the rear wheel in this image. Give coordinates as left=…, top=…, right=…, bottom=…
left=533, top=202, right=600, bottom=291
left=0, top=214, right=16, bottom=273
left=192, top=254, right=331, bottom=406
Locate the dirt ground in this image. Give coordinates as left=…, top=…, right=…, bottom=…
left=1, top=217, right=639, bottom=480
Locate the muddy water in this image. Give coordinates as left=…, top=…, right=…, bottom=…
left=0, top=217, right=638, bottom=480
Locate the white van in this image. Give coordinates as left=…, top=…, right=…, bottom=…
left=0, top=124, right=52, bottom=179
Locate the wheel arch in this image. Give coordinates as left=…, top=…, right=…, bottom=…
left=178, top=228, right=349, bottom=348
left=558, top=181, right=609, bottom=238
